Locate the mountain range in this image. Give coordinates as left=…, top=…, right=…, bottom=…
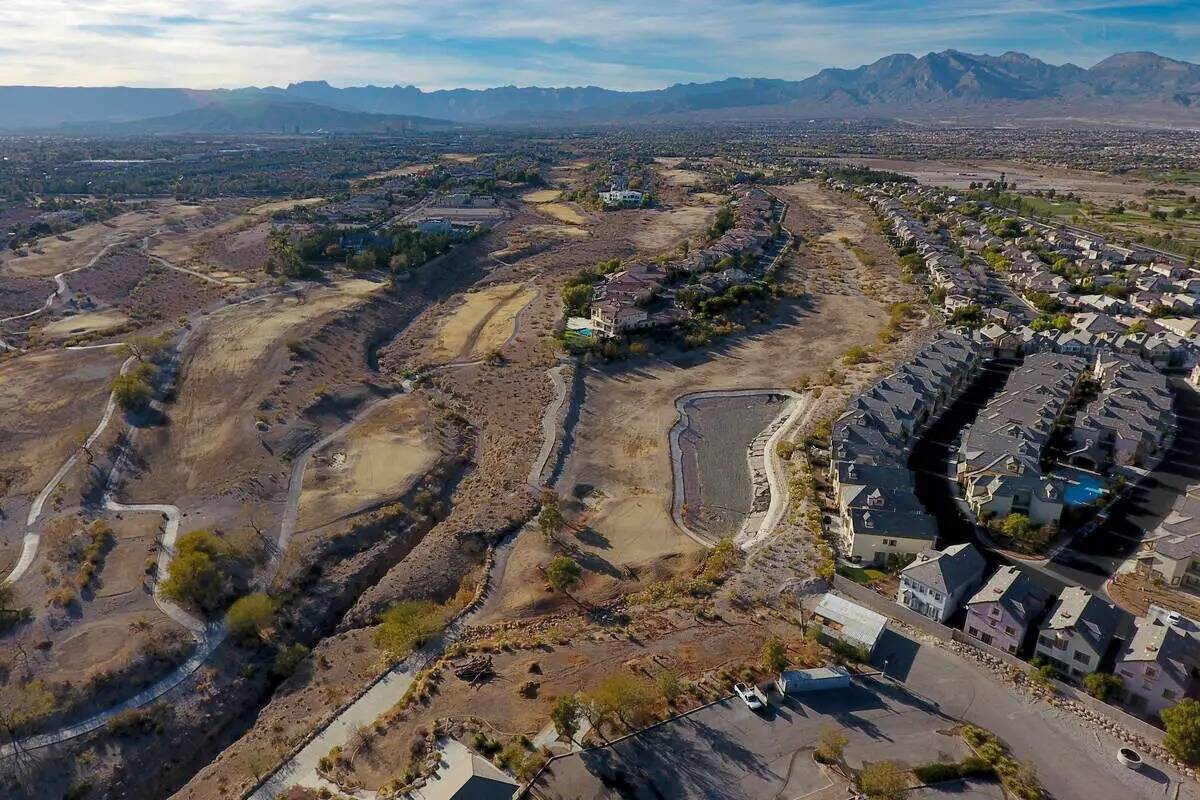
left=4, top=50, right=1199, bottom=132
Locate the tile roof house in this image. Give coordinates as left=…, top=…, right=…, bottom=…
left=1034, top=586, right=1121, bottom=681
left=1068, top=352, right=1174, bottom=470
left=897, top=543, right=988, bottom=623
left=964, top=566, right=1050, bottom=655
left=1135, top=486, right=1200, bottom=592
left=1116, top=605, right=1200, bottom=719
left=957, top=353, right=1085, bottom=526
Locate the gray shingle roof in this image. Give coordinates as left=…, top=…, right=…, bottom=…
left=902, top=543, right=987, bottom=594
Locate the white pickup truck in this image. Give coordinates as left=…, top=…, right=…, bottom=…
left=734, top=682, right=768, bottom=711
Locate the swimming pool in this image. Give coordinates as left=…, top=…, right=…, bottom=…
left=1058, top=471, right=1107, bottom=506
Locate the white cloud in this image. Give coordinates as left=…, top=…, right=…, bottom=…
left=0, top=0, right=1194, bottom=89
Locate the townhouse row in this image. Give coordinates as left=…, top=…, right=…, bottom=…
left=898, top=544, right=1200, bottom=719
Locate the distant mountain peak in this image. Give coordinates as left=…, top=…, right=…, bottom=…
left=2, top=48, right=1198, bottom=131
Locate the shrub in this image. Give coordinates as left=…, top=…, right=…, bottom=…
left=1083, top=671, right=1123, bottom=701
left=373, top=600, right=445, bottom=662
left=272, top=643, right=310, bottom=678
left=226, top=592, right=277, bottom=642
left=111, top=373, right=153, bottom=412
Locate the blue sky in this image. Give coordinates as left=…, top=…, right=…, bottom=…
left=2, top=1, right=1197, bottom=90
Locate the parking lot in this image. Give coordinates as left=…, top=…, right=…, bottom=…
left=531, top=675, right=969, bottom=800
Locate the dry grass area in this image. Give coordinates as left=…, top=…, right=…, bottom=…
left=534, top=203, right=587, bottom=226
left=521, top=189, right=562, bottom=204
left=247, top=197, right=326, bottom=216
left=441, top=153, right=482, bottom=164
left=40, top=309, right=130, bottom=338
left=2, top=512, right=186, bottom=732
left=426, top=283, right=537, bottom=363
left=654, top=157, right=711, bottom=188
left=0, top=202, right=204, bottom=278
left=631, top=202, right=720, bottom=252
left=0, top=348, right=124, bottom=540
left=298, top=394, right=440, bottom=531
left=139, top=279, right=384, bottom=493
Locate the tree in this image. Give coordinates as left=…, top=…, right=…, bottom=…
left=1163, top=698, right=1200, bottom=765
left=1001, top=513, right=1033, bottom=541
left=373, top=600, right=444, bottom=663
left=159, top=529, right=232, bottom=614
left=119, top=333, right=167, bottom=364
left=111, top=373, right=153, bottom=412
left=562, top=284, right=593, bottom=316
left=656, top=668, right=683, bottom=706
left=73, top=426, right=96, bottom=467
left=761, top=635, right=789, bottom=674
left=816, top=725, right=848, bottom=764
left=588, top=672, right=656, bottom=732
left=1083, top=672, right=1123, bottom=701
left=550, top=694, right=583, bottom=745
left=266, top=228, right=308, bottom=278
left=225, top=592, right=277, bottom=643
left=538, top=490, right=566, bottom=543
left=546, top=556, right=583, bottom=606
left=857, top=760, right=910, bottom=800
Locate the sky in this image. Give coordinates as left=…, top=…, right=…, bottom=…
left=1, top=1, right=1198, bottom=91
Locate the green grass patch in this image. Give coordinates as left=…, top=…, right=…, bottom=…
left=836, top=564, right=888, bottom=586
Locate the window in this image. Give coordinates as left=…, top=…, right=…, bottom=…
left=1005, top=626, right=1016, bottom=636
left=1146, top=666, right=1159, bottom=679
left=968, top=626, right=979, bottom=637
left=1055, top=638, right=1067, bottom=651
left=990, top=606, right=1001, bottom=618
left=1073, top=651, right=1090, bottom=664
left=1163, top=689, right=1177, bottom=700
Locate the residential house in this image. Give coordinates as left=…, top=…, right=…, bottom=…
left=897, top=543, right=988, bottom=623
left=964, top=566, right=1050, bottom=654
left=1034, top=587, right=1120, bottom=681
left=1116, top=605, right=1200, bottom=718
left=1135, top=486, right=1200, bottom=591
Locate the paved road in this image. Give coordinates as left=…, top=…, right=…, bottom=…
left=876, top=631, right=1196, bottom=800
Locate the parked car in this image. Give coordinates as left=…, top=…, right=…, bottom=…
left=734, top=682, right=766, bottom=711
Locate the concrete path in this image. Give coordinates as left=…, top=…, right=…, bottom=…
left=2, top=354, right=137, bottom=585
left=527, top=362, right=570, bottom=491
left=738, top=391, right=816, bottom=549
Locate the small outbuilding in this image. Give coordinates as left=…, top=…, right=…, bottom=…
left=776, top=665, right=851, bottom=694
left=810, top=593, right=888, bottom=657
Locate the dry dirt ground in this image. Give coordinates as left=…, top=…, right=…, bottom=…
left=130, top=279, right=385, bottom=501
left=0, top=348, right=125, bottom=560
left=815, top=156, right=1181, bottom=203
left=297, top=393, right=440, bottom=532
left=0, top=201, right=205, bottom=278
left=653, top=157, right=712, bottom=188
left=347, top=605, right=818, bottom=793
left=2, top=512, right=187, bottom=725
left=148, top=204, right=272, bottom=281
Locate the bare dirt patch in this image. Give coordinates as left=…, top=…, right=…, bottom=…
left=630, top=202, right=720, bottom=252
left=298, top=394, right=440, bottom=531
left=0, top=348, right=124, bottom=526
left=138, top=279, right=385, bottom=494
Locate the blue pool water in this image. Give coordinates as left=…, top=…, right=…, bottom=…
left=1061, top=472, right=1106, bottom=506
